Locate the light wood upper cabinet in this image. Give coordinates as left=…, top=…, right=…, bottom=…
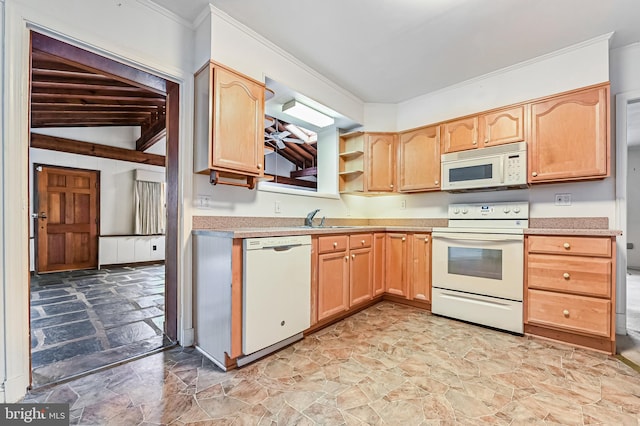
left=366, top=133, right=396, bottom=192
left=194, top=61, right=265, bottom=176
left=442, top=116, right=478, bottom=153
left=478, top=105, right=525, bottom=148
left=529, top=85, right=609, bottom=183
left=398, top=126, right=440, bottom=192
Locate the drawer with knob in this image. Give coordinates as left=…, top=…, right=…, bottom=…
left=527, top=254, right=611, bottom=297
left=527, top=289, right=611, bottom=337
left=527, top=235, right=611, bottom=257
left=318, top=235, right=348, bottom=254
left=349, top=233, right=373, bottom=249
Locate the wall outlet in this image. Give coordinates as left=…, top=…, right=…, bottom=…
left=400, top=199, right=407, bottom=209
left=197, top=195, right=211, bottom=208
left=274, top=200, right=281, bottom=213
left=555, top=193, right=572, bottom=206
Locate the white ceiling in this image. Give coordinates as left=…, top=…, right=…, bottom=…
left=152, top=0, right=640, bottom=104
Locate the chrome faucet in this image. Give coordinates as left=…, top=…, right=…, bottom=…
left=305, top=209, right=320, bottom=227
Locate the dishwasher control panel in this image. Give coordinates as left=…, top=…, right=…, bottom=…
left=244, top=235, right=311, bottom=250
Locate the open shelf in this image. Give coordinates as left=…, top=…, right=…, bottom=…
left=339, top=150, right=364, bottom=159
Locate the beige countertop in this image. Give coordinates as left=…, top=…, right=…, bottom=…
left=192, top=216, right=621, bottom=238
left=192, top=225, right=436, bottom=239
left=524, top=228, right=622, bottom=236
left=192, top=225, right=622, bottom=239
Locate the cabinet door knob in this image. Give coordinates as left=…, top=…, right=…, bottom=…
left=563, top=309, right=570, bottom=317
left=390, top=184, right=394, bottom=188
left=345, top=256, right=349, bottom=261
left=361, top=239, right=365, bottom=245
left=434, top=180, right=439, bottom=185
left=401, top=237, right=406, bottom=242
left=563, top=242, right=571, bottom=249
left=424, top=238, right=429, bottom=243
left=532, top=172, right=538, bottom=177
left=352, top=254, right=355, bottom=260
left=563, top=272, right=570, bottom=279
left=257, top=164, right=262, bottom=169
left=333, top=242, right=338, bottom=248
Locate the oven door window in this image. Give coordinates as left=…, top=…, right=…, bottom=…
left=448, top=246, right=502, bottom=280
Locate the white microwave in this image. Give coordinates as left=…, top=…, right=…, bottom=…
left=441, top=141, right=527, bottom=192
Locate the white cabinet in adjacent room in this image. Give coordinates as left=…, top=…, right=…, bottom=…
left=99, top=235, right=165, bottom=267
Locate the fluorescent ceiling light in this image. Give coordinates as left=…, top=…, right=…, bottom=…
left=282, top=100, right=335, bottom=128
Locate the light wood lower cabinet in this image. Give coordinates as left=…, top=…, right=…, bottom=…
left=316, top=234, right=373, bottom=322
left=525, top=234, right=616, bottom=354
left=372, top=233, right=386, bottom=296
left=410, top=234, right=431, bottom=302
left=317, top=250, right=350, bottom=320
left=385, top=233, right=408, bottom=297
left=384, top=232, right=432, bottom=304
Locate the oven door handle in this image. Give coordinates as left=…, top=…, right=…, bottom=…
left=432, top=233, right=523, bottom=242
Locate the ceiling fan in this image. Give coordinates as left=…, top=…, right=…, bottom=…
left=264, top=117, right=302, bottom=149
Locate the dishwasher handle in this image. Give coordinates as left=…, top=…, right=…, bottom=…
left=270, top=244, right=302, bottom=252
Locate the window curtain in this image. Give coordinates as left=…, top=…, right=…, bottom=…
left=134, top=180, right=165, bottom=235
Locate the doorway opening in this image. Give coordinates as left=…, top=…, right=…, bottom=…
left=28, top=32, right=179, bottom=388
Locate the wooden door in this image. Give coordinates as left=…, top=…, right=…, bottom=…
left=366, top=133, right=396, bottom=192
left=442, top=116, right=478, bottom=153
left=372, top=233, right=386, bottom=296
left=479, top=105, right=525, bottom=147
left=349, top=247, right=372, bottom=307
left=36, top=166, right=99, bottom=272
left=212, top=64, right=264, bottom=176
left=398, top=125, right=441, bottom=192
left=385, top=233, right=407, bottom=297
left=529, top=85, right=609, bottom=183
left=410, top=234, right=431, bottom=302
left=317, top=251, right=349, bottom=320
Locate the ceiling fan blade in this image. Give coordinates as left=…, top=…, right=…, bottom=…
left=276, top=140, right=286, bottom=149
left=279, top=131, right=291, bottom=138
left=283, top=138, right=302, bottom=143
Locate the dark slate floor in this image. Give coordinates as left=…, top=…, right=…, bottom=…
left=30, top=264, right=170, bottom=388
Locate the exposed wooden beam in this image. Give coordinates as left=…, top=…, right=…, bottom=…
left=290, top=167, right=318, bottom=178
left=31, top=33, right=167, bottom=95
left=30, top=93, right=166, bottom=106
left=30, top=132, right=165, bottom=166
left=272, top=175, right=317, bottom=189
left=31, top=102, right=163, bottom=112
left=136, top=117, right=166, bottom=151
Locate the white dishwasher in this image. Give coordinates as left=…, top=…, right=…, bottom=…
left=241, top=235, right=311, bottom=365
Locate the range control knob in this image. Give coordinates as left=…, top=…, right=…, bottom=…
left=453, top=208, right=460, bottom=214
left=462, top=208, right=469, bottom=214
left=503, top=207, right=511, bottom=213
left=513, top=207, right=521, bottom=213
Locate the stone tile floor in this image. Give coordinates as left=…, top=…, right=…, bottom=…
left=22, top=302, right=640, bottom=425
left=30, top=264, right=170, bottom=388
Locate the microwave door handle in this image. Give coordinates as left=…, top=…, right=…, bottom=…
left=499, top=156, right=505, bottom=183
